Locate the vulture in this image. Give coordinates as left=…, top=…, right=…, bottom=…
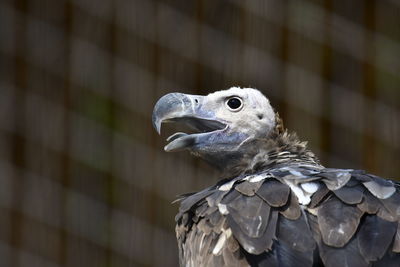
left=152, top=87, right=400, bottom=267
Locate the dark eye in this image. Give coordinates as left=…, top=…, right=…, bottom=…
left=226, top=97, right=243, bottom=111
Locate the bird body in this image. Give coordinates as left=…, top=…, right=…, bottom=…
left=152, top=87, right=400, bottom=267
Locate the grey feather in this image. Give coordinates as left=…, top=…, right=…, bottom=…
left=377, top=206, right=397, bottom=222
left=358, top=215, right=397, bottom=262
left=357, top=190, right=381, bottom=214
left=375, top=191, right=400, bottom=222
left=206, top=189, right=231, bottom=207
left=226, top=210, right=278, bottom=255
left=317, top=197, right=363, bottom=247
left=256, top=179, right=291, bottom=207
left=235, top=180, right=264, bottom=196
left=277, top=215, right=316, bottom=253
left=320, top=237, right=369, bottom=267
left=279, top=192, right=301, bottom=220
left=179, top=188, right=214, bottom=214
left=307, top=212, right=368, bottom=267
left=197, top=218, right=213, bottom=235
left=393, top=223, right=400, bottom=253
left=373, top=251, right=400, bottom=267
left=220, top=189, right=241, bottom=205
left=226, top=194, right=270, bottom=238
left=226, top=235, right=240, bottom=252
left=363, top=181, right=396, bottom=199
left=222, top=245, right=249, bottom=267
left=319, top=170, right=352, bottom=190
left=209, top=210, right=223, bottom=226
left=379, top=193, right=400, bottom=219
left=333, top=185, right=364, bottom=204
left=244, top=240, right=314, bottom=267
left=309, top=183, right=330, bottom=208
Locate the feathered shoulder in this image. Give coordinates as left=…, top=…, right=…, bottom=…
left=175, top=164, right=400, bottom=266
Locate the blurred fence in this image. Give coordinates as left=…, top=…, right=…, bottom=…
left=0, top=0, right=399, bottom=266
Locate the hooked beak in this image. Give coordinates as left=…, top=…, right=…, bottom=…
left=152, top=93, right=226, bottom=152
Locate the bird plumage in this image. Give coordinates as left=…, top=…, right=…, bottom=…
left=152, top=87, right=400, bottom=267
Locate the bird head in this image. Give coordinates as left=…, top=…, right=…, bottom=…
left=152, top=87, right=277, bottom=170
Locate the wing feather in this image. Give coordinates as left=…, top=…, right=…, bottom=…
left=357, top=190, right=381, bottom=214
left=279, top=192, right=301, bottom=220
left=317, top=197, right=363, bottom=247
left=226, top=194, right=270, bottom=238
left=393, top=222, right=400, bottom=253
left=175, top=166, right=400, bottom=266
left=256, top=179, right=291, bottom=207
left=226, top=210, right=278, bottom=255
left=333, top=185, right=364, bottom=204
left=277, top=215, right=315, bottom=253
left=235, top=180, right=264, bottom=196
left=357, top=215, right=397, bottom=261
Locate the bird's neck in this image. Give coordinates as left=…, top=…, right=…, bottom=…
left=250, top=131, right=321, bottom=171
left=219, top=129, right=322, bottom=179
left=194, top=115, right=321, bottom=178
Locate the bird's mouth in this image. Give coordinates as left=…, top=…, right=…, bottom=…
left=152, top=92, right=227, bottom=152
left=163, top=117, right=227, bottom=152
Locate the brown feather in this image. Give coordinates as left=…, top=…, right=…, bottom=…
left=357, top=190, right=381, bottom=214
left=279, top=192, right=301, bottom=220
left=256, top=179, right=291, bottom=207
left=317, top=197, right=363, bottom=247
left=309, top=183, right=330, bottom=208
left=357, top=215, right=397, bottom=262
left=226, top=194, right=270, bottom=238
left=333, top=185, right=364, bottom=204
left=393, top=222, right=400, bottom=253
left=235, top=180, right=264, bottom=196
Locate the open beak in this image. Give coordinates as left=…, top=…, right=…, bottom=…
left=152, top=92, right=226, bottom=152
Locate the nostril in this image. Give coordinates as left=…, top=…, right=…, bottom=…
left=257, top=114, right=263, bottom=120
left=194, top=99, right=199, bottom=104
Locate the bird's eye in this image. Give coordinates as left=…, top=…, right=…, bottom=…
left=226, top=97, right=243, bottom=111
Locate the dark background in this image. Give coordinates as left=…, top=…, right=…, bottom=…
left=0, top=0, right=399, bottom=266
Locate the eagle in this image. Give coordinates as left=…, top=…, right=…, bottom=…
left=152, top=87, right=400, bottom=267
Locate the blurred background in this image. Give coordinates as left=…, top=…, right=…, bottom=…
left=0, top=0, right=399, bottom=266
